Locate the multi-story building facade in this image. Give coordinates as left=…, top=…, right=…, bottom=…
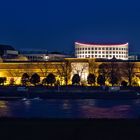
left=75, top=42, right=129, bottom=60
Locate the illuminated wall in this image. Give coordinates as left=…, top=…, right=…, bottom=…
left=71, top=62, right=89, bottom=82
left=0, top=59, right=140, bottom=86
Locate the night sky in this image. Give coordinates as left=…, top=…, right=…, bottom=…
left=0, top=0, right=140, bottom=54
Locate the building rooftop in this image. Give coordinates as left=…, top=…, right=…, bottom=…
left=75, top=42, right=128, bottom=46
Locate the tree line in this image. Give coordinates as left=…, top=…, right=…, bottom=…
left=0, top=61, right=138, bottom=86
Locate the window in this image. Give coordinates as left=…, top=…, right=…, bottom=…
left=113, top=48, right=115, bottom=50
left=109, top=48, right=112, bottom=50
left=99, top=48, right=101, bottom=50
left=95, top=48, right=97, bottom=50
left=102, top=48, right=105, bottom=50
left=88, top=48, right=90, bottom=50
left=106, top=55, right=108, bottom=57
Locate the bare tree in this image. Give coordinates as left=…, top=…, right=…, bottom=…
left=108, top=62, right=120, bottom=86
left=37, top=62, right=50, bottom=77
left=98, top=63, right=109, bottom=81
left=71, top=62, right=88, bottom=77
left=7, top=64, right=23, bottom=84
left=121, top=62, right=136, bottom=86
left=88, top=59, right=98, bottom=75
left=55, top=60, right=71, bottom=85
left=98, top=62, right=120, bottom=86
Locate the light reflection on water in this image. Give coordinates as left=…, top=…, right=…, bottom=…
left=0, top=99, right=140, bottom=118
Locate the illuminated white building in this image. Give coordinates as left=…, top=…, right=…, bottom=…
left=75, top=42, right=129, bottom=60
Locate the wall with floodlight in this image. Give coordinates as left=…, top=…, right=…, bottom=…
left=0, top=59, right=140, bottom=86
left=75, top=42, right=129, bottom=60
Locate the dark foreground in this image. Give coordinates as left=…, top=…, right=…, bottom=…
left=0, top=91, right=139, bottom=100
left=0, top=118, right=140, bottom=139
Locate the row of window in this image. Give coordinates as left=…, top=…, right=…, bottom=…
left=77, top=55, right=128, bottom=58
left=76, top=51, right=128, bottom=54
left=76, top=47, right=128, bottom=51
left=27, top=56, right=43, bottom=60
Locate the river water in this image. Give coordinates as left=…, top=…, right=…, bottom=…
left=0, top=98, right=140, bottom=118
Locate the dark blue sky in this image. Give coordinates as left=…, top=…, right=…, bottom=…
left=0, top=0, right=140, bottom=53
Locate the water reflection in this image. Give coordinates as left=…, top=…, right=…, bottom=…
left=81, top=105, right=133, bottom=118
left=0, top=99, right=139, bottom=118
left=0, top=101, right=11, bottom=117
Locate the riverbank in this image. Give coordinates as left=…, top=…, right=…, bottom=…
left=0, top=86, right=139, bottom=100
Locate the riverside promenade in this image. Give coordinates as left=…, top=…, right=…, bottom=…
left=0, top=86, right=139, bottom=100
